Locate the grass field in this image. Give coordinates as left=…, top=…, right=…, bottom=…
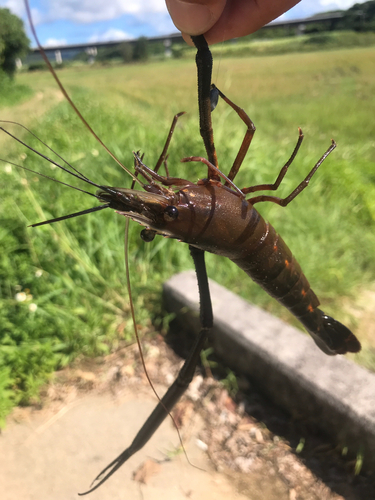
left=1, top=46, right=375, bottom=421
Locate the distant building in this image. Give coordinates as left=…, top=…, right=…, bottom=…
left=262, top=11, right=343, bottom=34
left=25, top=32, right=184, bottom=65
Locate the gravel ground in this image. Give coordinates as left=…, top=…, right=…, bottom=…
left=2, top=335, right=374, bottom=500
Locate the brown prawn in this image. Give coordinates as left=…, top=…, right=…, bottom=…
left=97, top=37, right=360, bottom=358
left=77, top=35, right=360, bottom=493
left=6, top=7, right=361, bottom=494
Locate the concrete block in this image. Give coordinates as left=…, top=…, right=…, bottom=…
left=163, top=270, right=375, bottom=471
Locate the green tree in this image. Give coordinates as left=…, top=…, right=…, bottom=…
left=119, top=42, right=133, bottom=62
left=133, top=37, right=148, bottom=61
left=0, top=8, right=30, bottom=77
left=339, top=0, right=375, bottom=31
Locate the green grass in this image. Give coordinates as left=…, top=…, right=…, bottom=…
left=178, top=30, right=375, bottom=60
left=1, top=46, right=375, bottom=421
left=0, top=71, right=33, bottom=109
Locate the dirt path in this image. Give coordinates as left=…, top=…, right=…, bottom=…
left=1, top=338, right=374, bottom=500
left=0, top=87, right=63, bottom=151
left=1, top=393, right=248, bottom=500
left=1, top=341, right=248, bottom=500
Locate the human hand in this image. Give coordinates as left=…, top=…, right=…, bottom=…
left=166, top=0, right=300, bottom=45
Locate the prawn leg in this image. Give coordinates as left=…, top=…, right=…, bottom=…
left=206, top=85, right=331, bottom=207
left=79, top=247, right=212, bottom=495
left=242, top=127, right=304, bottom=195
left=210, top=85, right=257, bottom=184
left=154, top=111, right=186, bottom=175
left=248, top=139, right=336, bottom=206
left=80, top=36, right=217, bottom=495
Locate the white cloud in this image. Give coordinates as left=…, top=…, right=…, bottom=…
left=150, top=13, right=176, bottom=35
left=2, top=0, right=370, bottom=26
left=280, top=0, right=369, bottom=21
left=44, top=38, right=68, bottom=47
left=40, top=0, right=168, bottom=24
left=319, top=0, right=363, bottom=6
left=88, top=28, right=132, bottom=43
left=2, top=0, right=24, bottom=17
left=300, top=0, right=368, bottom=14
left=0, top=0, right=44, bottom=28
left=0, top=0, right=170, bottom=29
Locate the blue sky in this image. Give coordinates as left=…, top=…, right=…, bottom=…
left=0, top=0, right=369, bottom=47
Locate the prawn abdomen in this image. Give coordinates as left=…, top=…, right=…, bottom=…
left=230, top=221, right=360, bottom=355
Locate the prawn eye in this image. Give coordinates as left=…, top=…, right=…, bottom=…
left=164, top=205, right=179, bottom=221
left=140, top=229, right=156, bottom=242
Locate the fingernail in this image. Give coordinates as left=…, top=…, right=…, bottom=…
left=166, top=0, right=214, bottom=35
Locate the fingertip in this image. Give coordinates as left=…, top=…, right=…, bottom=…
left=166, top=0, right=225, bottom=36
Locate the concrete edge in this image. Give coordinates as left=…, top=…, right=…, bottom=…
left=163, top=270, right=375, bottom=472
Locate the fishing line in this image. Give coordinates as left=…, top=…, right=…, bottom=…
left=214, top=28, right=227, bottom=88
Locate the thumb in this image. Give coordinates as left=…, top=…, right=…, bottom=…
left=166, top=0, right=226, bottom=36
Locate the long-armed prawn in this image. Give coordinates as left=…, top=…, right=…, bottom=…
left=2, top=3, right=361, bottom=495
